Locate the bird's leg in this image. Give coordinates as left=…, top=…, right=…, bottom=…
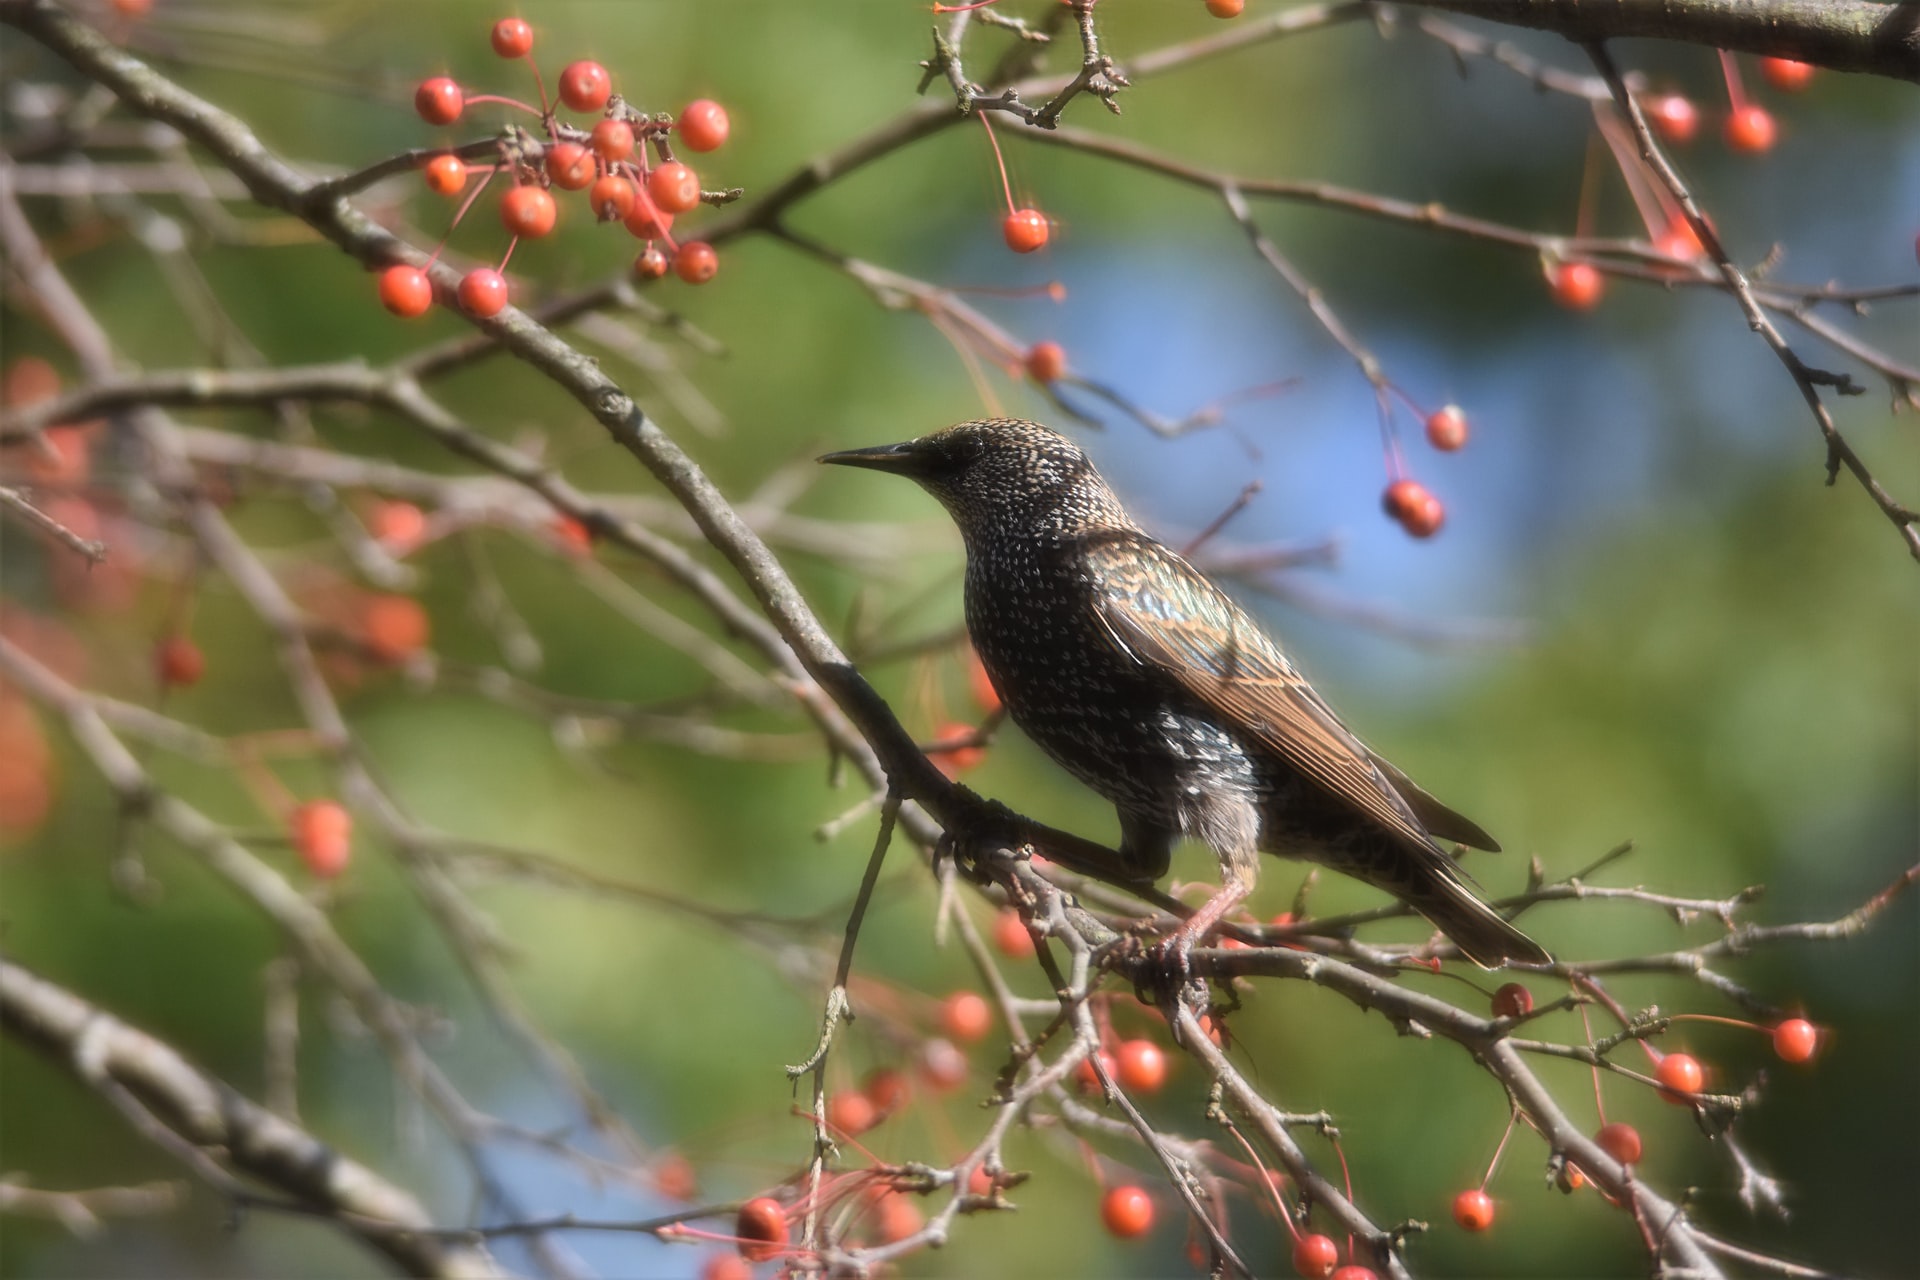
left=1147, top=843, right=1257, bottom=1008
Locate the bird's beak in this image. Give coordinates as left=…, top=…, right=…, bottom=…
left=817, top=440, right=928, bottom=476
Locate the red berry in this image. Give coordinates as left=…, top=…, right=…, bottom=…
left=1293, top=1233, right=1340, bottom=1278
left=590, top=174, right=637, bottom=222
left=624, top=199, right=674, bottom=241
left=423, top=154, right=467, bottom=196
left=734, top=1197, right=787, bottom=1262
left=918, top=1037, right=968, bottom=1092
left=862, top=1067, right=910, bottom=1115
left=378, top=265, right=433, bottom=318
left=674, top=242, right=719, bottom=285
left=501, top=185, right=557, bottom=239
left=1656, top=1051, right=1705, bottom=1101
left=648, top=161, right=702, bottom=214
left=652, top=1150, right=698, bottom=1201
left=701, top=1254, right=751, bottom=1280
left=928, top=720, right=985, bottom=777
left=363, top=593, right=430, bottom=662
left=155, top=635, right=204, bottom=687
left=992, top=908, right=1035, bottom=958
left=1490, top=982, right=1533, bottom=1020
left=414, top=77, right=462, bottom=125
left=557, top=61, right=612, bottom=113
left=1645, top=94, right=1698, bottom=144
left=679, top=98, right=730, bottom=152
left=1382, top=479, right=1444, bottom=538
left=1452, top=1188, right=1495, bottom=1232
left=1074, top=1049, right=1117, bottom=1095
left=1551, top=261, right=1606, bottom=311
left=1655, top=216, right=1705, bottom=261
left=370, top=501, right=427, bottom=553
left=1002, top=208, right=1049, bottom=254
left=1773, top=1018, right=1818, bottom=1064
left=546, top=142, right=595, bottom=191
left=941, top=991, right=993, bottom=1043
left=1596, top=1121, right=1642, bottom=1165
left=490, top=17, right=533, bottom=59
left=1101, top=1185, right=1154, bottom=1238
left=1115, top=1039, right=1167, bottom=1093
left=1724, top=104, right=1777, bottom=154
left=291, top=800, right=352, bottom=878
left=1025, top=341, right=1067, bottom=382
left=1206, top=0, right=1245, bottom=17
left=457, top=268, right=509, bottom=318
left=1424, top=404, right=1468, bottom=451
left=551, top=516, right=594, bottom=556
left=109, top=0, right=152, bottom=14
left=633, top=246, right=670, bottom=280
left=825, top=1089, right=877, bottom=1136
left=589, top=118, right=634, bottom=164
left=966, top=647, right=1001, bottom=714
left=1331, top=1269, right=1379, bottom=1280
left=1759, top=57, right=1815, bottom=92
left=874, top=1191, right=923, bottom=1244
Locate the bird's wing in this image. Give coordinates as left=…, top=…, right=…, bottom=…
left=1082, top=531, right=1470, bottom=857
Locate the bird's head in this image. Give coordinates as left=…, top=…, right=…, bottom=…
left=819, top=418, right=1131, bottom=537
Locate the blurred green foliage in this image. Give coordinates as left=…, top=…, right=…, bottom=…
left=2, top=3, right=1914, bottom=1278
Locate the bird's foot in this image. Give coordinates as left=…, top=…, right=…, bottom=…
left=1142, top=930, right=1208, bottom=1015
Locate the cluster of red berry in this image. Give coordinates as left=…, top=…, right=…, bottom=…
left=379, top=17, right=733, bottom=322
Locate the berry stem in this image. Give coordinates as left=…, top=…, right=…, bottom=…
left=1479, top=1107, right=1520, bottom=1189
left=1718, top=50, right=1748, bottom=110
left=977, top=112, right=1018, bottom=215
left=497, top=235, right=521, bottom=272
left=459, top=93, right=544, bottom=118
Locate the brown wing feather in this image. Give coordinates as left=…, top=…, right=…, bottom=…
left=1083, top=533, right=1452, bottom=858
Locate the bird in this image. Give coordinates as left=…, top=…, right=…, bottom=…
left=819, top=418, right=1548, bottom=969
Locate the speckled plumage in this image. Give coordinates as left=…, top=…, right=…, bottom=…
left=822, top=418, right=1547, bottom=967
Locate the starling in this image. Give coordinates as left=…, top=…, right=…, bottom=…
left=821, top=418, right=1547, bottom=968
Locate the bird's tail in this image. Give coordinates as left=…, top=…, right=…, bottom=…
left=1408, top=862, right=1549, bottom=968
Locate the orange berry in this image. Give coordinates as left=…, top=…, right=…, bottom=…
left=1101, top=1184, right=1154, bottom=1238
left=862, top=1067, right=910, bottom=1116
left=1024, top=341, right=1067, bottom=383
left=378, top=265, right=432, bottom=318
left=624, top=199, right=674, bottom=241
left=940, top=990, right=993, bottom=1043
left=1002, top=208, right=1049, bottom=254
left=1074, top=1049, right=1117, bottom=1095
left=457, top=268, right=509, bottom=318
left=652, top=1150, right=698, bottom=1201
left=1645, top=93, right=1698, bottom=144
left=1206, top=0, right=1245, bottom=16
left=590, top=174, right=638, bottom=222
left=647, top=161, right=702, bottom=214
left=414, top=77, right=462, bottom=126
left=1293, top=1233, right=1339, bottom=1278
left=873, top=1191, right=923, bottom=1244
left=965, top=647, right=1001, bottom=714
left=423, top=154, right=467, bottom=196
left=291, top=800, right=351, bottom=878
left=557, top=61, right=612, bottom=113
left=1656, top=1051, right=1705, bottom=1101
left=1551, top=261, right=1605, bottom=311
left=1115, top=1039, right=1167, bottom=1093
left=1332, top=1268, right=1379, bottom=1280
left=489, top=17, right=533, bottom=59
left=546, top=142, right=596, bottom=191
left=674, top=242, right=719, bottom=285
left=370, top=501, right=427, bottom=553
left=927, top=721, right=985, bottom=777
left=679, top=99, right=730, bottom=153
left=1596, top=1121, right=1642, bottom=1165
left=501, top=185, right=557, bottom=239
left=734, top=1197, right=787, bottom=1262
left=1452, top=1188, right=1494, bottom=1231
left=825, top=1089, right=877, bottom=1136
left=700, top=1253, right=751, bottom=1280
left=1773, top=1018, right=1818, bottom=1064
left=362, top=594, right=429, bottom=663
left=1424, top=404, right=1468, bottom=451
left=1724, top=104, right=1777, bottom=154
left=1758, top=57, right=1815, bottom=92
left=589, top=118, right=634, bottom=163
left=992, top=908, right=1034, bottom=958
left=155, top=635, right=204, bottom=687
left=1382, top=479, right=1444, bottom=539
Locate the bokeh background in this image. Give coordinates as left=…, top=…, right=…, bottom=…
left=2, top=1, right=1916, bottom=1277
